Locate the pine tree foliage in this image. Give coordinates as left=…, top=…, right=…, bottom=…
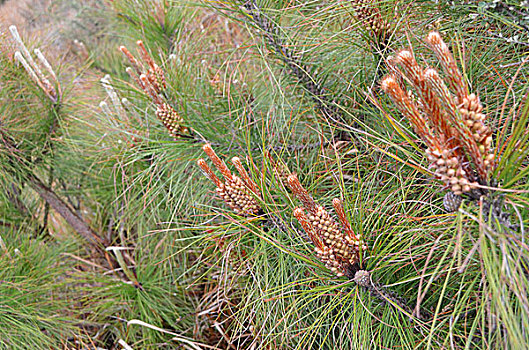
left=0, top=0, right=528, bottom=348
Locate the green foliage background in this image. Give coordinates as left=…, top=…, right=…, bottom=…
left=0, top=0, right=528, bottom=348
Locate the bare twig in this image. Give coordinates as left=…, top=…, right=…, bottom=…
left=26, top=173, right=105, bottom=247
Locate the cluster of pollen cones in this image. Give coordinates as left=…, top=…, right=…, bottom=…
left=288, top=174, right=366, bottom=278
left=381, top=31, right=494, bottom=196
left=198, top=147, right=366, bottom=278
left=197, top=144, right=262, bottom=216
left=120, top=41, right=188, bottom=139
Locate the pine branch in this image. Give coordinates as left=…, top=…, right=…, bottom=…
left=197, top=144, right=421, bottom=321
left=26, top=173, right=105, bottom=247
left=353, top=269, right=429, bottom=321
left=0, top=126, right=106, bottom=248
left=238, top=0, right=355, bottom=139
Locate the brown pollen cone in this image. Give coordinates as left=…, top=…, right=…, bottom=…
left=155, top=103, right=188, bottom=138
left=289, top=175, right=366, bottom=277
left=351, top=0, right=388, bottom=42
